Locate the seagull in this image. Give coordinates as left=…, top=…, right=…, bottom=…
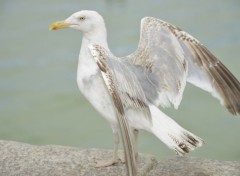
left=50, top=10, right=240, bottom=175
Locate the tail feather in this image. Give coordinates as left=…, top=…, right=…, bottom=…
left=150, top=105, right=204, bottom=155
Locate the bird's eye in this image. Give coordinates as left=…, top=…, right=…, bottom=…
left=79, top=16, right=85, bottom=21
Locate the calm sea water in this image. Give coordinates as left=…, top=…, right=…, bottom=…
left=1, top=0, right=240, bottom=160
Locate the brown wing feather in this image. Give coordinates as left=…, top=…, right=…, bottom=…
left=165, top=20, right=240, bottom=115
left=89, top=44, right=137, bottom=175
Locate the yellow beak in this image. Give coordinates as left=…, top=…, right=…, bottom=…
left=49, top=21, right=70, bottom=30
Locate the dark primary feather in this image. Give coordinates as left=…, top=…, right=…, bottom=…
left=163, top=20, right=240, bottom=115
left=89, top=44, right=137, bottom=176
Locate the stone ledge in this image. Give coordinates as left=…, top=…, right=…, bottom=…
left=0, top=140, right=239, bottom=176
left=148, top=157, right=240, bottom=176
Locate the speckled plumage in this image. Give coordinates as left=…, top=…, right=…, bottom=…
left=50, top=10, right=240, bottom=176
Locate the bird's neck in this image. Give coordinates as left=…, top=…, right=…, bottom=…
left=82, top=25, right=108, bottom=49
left=79, top=25, right=109, bottom=61
left=78, top=26, right=109, bottom=73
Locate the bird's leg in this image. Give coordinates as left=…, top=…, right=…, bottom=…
left=133, top=129, right=139, bottom=160
left=95, top=132, right=120, bottom=167
left=119, top=129, right=139, bottom=163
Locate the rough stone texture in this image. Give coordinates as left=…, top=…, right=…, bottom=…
left=147, top=157, right=240, bottom=176
left=0, top=140, right=156, bottom=176
left=0, top=140, right=239, bottom=176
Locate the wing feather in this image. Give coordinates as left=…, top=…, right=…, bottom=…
left=127, top=17, right=188, bottom=109
left=89, top=44, right=151, bottom=121
left=127, top=17, right=240, bottom=115
left=89, top=44, right=137, bottom=176
left=167, top=22, right=240, bottom=115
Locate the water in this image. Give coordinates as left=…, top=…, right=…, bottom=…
left=1, top=0, right=240, bottom=161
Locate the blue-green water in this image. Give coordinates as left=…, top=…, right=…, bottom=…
left=1, top=0, right=240, bottom=161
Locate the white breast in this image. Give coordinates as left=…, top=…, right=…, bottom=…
left=77, top=52, right=118, bottom=127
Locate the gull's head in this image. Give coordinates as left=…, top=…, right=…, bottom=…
left=50, top=10, right=105, bottom=33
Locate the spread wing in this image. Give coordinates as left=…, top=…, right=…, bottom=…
left=127, top=17, right=240, bottom=115
left=126, top=17, right=188, bottom=109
